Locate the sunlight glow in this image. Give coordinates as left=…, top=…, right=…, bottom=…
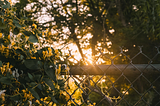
left=60, top=41, right=113, bottom=65
left=85, top=57, right=93, bottom=65
left=96, top=58, right=106, bottom=64
left=109, top=29, right=115, bottom=34
left=11, top=0, right=113, bottom=65
left=97, top=43, right=101, bottom=46
left=102, top=79, right=106, bottom=82
left=83, top=49, right=93, bottom=65
left=84, top=33, right=93, bottom=39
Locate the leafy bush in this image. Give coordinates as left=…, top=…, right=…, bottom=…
left=0, top=0, right=68, bottom=105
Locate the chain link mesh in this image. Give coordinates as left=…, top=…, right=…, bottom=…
left=59, top=46, right=160, bottom=106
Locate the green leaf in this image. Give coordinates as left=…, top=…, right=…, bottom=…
left=43, top=78, right=55, bottom=90
left=10, top=94, right=21, bottom=101
left=34, top=74, right=41, bottom=82
left=15, top=23, right=22, bottom=28
left=13, top=27, right=20, bottom=35
left=30, top=82, right=37, bottom=87
left=28, top=34, right=38, bottom=43
left=13, top=19, right=19, bottom=24
left=44, top=62, right=48, bottom=71
left=45, top=67, right=56, bottom=81
left=0, top=77, right=11, bottom=85
left=2, top=3, right=10, bottom=9
left=4, top=0, right=9, bottom=4
left=37, top=84, right=42, bottom=90
left=37, top=50, right=43, bottom=57
left=23, top=31, right=32, bottom=36
left=58, top=79, right=65, bottom=90
left=24, top=59, right=42, bottom=70
left=28, top=88, right=40, bottom=100
left=6, top=72, right=12, bottom=78
left=0, top=61, right=2, bottom=67
left=44, top=62, right=56, bottom=81
left=58, top=79, right=65, bottom=84
left=39, top=101, right=45, bottom=105
left=38, top=33, right=42, bottom=37
left=0, top=1, right=3, bottom=5
left=20, top=55, right=24, bottom=60
left=50, top=95, right=59, bottom=104
left=15, top=49, right=23, bottom=54
left=0, top=38, right=3, bottom=43
left=28, top=73, right=34, bottom=81
left=0, top=23, right=6, bottom=29
left=24, top=101, right=29, bottom=106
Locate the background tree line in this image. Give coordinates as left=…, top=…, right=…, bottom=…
left=14, top=0, right=160, bottom=63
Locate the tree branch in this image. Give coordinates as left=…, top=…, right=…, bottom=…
left=116, top=0, right=126, bottom=27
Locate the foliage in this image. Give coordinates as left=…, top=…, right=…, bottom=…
left=13, top=0, right=160, bottom=59
left=0, top=0, right=69, bottom=105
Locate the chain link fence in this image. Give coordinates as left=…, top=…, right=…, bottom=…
left=59, top=46, right=160, bottom=106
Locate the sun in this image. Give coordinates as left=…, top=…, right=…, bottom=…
left=61, top=43, right=110, bottom=65
left=61, top=43, right=94, bottom=65
left=82, top=49, right=93, bottom=65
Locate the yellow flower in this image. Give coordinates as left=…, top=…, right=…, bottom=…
left=32, top=23, right=37, bottom=28
left=48, top=32, right=51, bottom=35
left=56, top=64, right=61, bottom=74
left=6, top=62, right=9, bottom=69
left=0, top=90, right=6, bottom=102
left=55, top=50, right=60, bottom=60
left=22, top=89, right=26, bottom=93
left=42, top=50, right=49, bottom=59
left=55, top=49, right=59, bottom=54
left=11, top=42, right=15, bottom=45
left=24, top=93, right=27, bottom=98
left=22, top=89, right=35, bottom=101
left=45, top=29, right=48, bottom=33
left=4, top=19, right=7, bottom=22
left=48, top=48, right=52, bottom=52
left=93, top=102, right=96, bottom=105
left=8, top=0, right=12, bottom=3
left=32, top=31, right=35, bottom=34
left=28, top=94, right=34, bottom=100
left=1, top=45, right=5, bottom=51
left=48, top=48, right=52, bottom=56
left=31, top=57, right=36, bottom=59
left=42, top=32, right=44, bottom=35
left=1, top=67, right=5, bottom=74
left=0, top=62, right=13, bottom=74
left=0, top=33, right=2, bottom=38
left=8, top=35, right=10, bottom=40
left=42, top=51, right=45, bottom=55
left=35, top=100, right=43, bottom=106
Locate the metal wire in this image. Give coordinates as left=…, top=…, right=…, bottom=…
left=59, top=46, right=160, bottom=106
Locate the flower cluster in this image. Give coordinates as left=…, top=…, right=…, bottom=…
left=0, top=62, right=13, bottom=75
left=42, top=48, right=53, bottom=59
left=0, top=90, right=6, bottom=102
left=22, top=89, right=34, bottom=102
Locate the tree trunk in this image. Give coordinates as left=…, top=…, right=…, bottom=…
left=116, top=0, right=126, bottom=27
